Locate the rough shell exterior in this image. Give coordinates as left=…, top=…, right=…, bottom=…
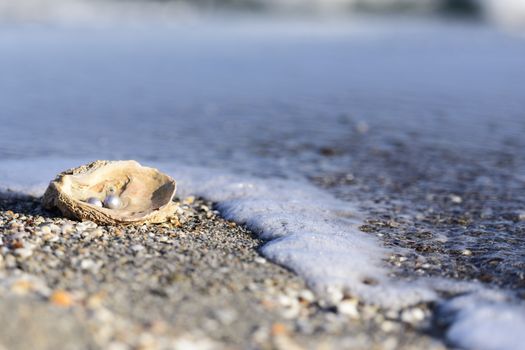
left=42, top=160, right=177, bottom=225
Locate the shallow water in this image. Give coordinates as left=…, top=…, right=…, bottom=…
left=1, top=18, right=525, bottom=349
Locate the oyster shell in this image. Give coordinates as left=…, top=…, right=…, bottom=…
left=42, top=160, right=177, bottom=225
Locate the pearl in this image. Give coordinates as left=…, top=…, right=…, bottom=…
left=103, top=194, right=122, bottom=209
left=86, top=197, right=103, bottom=207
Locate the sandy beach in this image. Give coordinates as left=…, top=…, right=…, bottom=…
left=0, top=195, right=446, bottom=350
left=1, top=6, right=525, bottom=349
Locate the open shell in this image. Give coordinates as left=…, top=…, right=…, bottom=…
left=42, top=160, right=177, bottom=225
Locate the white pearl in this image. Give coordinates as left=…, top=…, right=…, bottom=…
left=104, top=194, right=122, bottom=209
left=86, top=197, right=103, bottom=207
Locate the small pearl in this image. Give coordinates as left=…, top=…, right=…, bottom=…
left=86, top=197, right=103, bottom=207
left=103, top=194, right=122, bottom=209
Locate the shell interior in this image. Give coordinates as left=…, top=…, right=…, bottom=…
left=43, top=160, right=177, bottom=224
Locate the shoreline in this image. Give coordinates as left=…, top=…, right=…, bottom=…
left=0, top=195, right=443, bottom=349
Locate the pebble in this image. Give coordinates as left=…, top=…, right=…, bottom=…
left=39, top=225, right=52, bottom=234
left=76, top=221, right=97, bottom=231
left=322, top=286, right=344, bottom=306
left=182, top=196, right=195, bottom=205
left=449, top=195, right=463, bottom=204
left=254, top=257, right=267, bottom=264
left=381, top=320, right=397, bottom=333
left=43, top=233, right=60, bottom=242
left=14, top=247, right=33, bottom=259
left=462, top=249, right=472, bottom=256
left=80, top=259, right=96, bottom=270
left=50, top=290, right=74, bottom=307
left=213, top=309, right=237, bottom=325
left=49, top=224, right=61, bottom=233
left=131, top=244, right=145, bottom=253
left=337, top=299, right=359, bottom=319
left=4, top=254, right=16, bottom=268
left=400, top=308, right=426, bottom=325
left=298, top=289, right=315, bottom=303
left=61, top=223, right=75, bottom=234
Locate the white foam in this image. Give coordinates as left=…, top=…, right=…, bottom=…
left=440, top=291, right=525, bottom=350
left=162, top=163, right=438, bottom=306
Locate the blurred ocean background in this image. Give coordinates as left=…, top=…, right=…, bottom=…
left=1, top=1, right=525, bottom=349
left=0, top=0, right=524, bottom=27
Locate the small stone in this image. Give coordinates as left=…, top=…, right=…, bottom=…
left=9, top=221, right=24, bottom=231
left=271, top=323, right=287, bottom=336
left=362, top=305, right=379, bottom=319
left=80, top=259, right=96, bottom=270
left=11, top=279, right=34, bottom=294
left=39, top=225, right=52, bottom=234
left=49, top=224, right=61, bottom=233
left=400, top=308, right=426, bottom=324
left=90, top=228, right=105, bottom=238
left=183, top=196, right=195, bottom=205
left=50, top=290, right=74, bottom=307
left=254, top=257, right=267, bottom=264
left=450, top=195, right=463, bottom=204
left=281, top=302, right=301, bottom=319
left=61, top=223, right=75, bottom=234
left=14, top=248, right=33, bottom=259
left=214, top=309, right=237, bottom=325
left=131, top=244, right=145, bottom=253
left=381, top=320, right=397, bottom=333
left=5, top=254, right=16, bottom=268
left=43, top=233, right=59, bottom=242
left=337, top=299, right=359, bottom=319
left=278, top=295, right=293, bottom=307
left=323, top=286, right=344, bottom=306
left=10, top=276, right=50, bottom=296
left=87, top=292, right=106, bottom=309
left=298, top=289, right=315, bottom=303
left=385, top=309, right=399, bottom=320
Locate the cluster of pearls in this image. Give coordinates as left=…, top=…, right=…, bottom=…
left=86, top=194, right=122, bottom=209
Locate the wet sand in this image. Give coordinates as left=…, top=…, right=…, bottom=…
left=310, top=132, right=525, bottom=298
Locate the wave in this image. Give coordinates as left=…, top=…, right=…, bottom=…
left=0, top=0, right=524, bottom=29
